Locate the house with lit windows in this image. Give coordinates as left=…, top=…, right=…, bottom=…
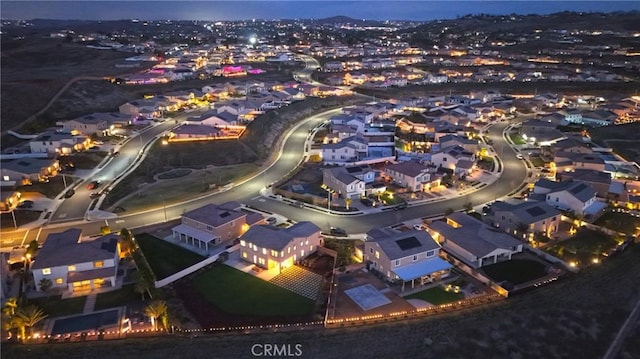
left=172, top=201, right=264, bottom=253
left=364, top=228, right=453, bottom=291
left=239, top=222, right=321, bottom=273
left=31, top=229, right=120, bottom=293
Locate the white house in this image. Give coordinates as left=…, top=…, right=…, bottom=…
left=321, top=136, right=368, bottom=165
left=322, top=166, right=368, bottom=198
left=532, top=179, right=600, bottom=216
left=239, top=222, right=321, bottom=273
left=29, top=131, right=91, bottom=155
left=491, top=201, right=562, bottom=240
left=31, top=229, right=120, bottom=293
left=383, top=161, right=440, bottom=192
left=430, top=145, right=476, bottom=172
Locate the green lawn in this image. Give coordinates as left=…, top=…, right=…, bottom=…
left=482, top=259, right=548, bottom=284
left=406, top=286, right=464, bottom=305
left=94, top=284, right=141, bottom=311
left=530, top=156, right=546, bottom=168
left=544, top=228, right=621, bottom=265
left=509, top=133, right=527, bottom=145
left=28, top=295, right=86, bottom=318
left=594, top=211, right=640, bottom=236
left=136, top=234, right=205, bottom=280
left=192, top=265, right=315, bottom=316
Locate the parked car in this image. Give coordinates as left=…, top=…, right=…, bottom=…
left=86, top=181, right=100, bottom=190
left=89, top=192, right=101, bottom=199
left=413, top=224, right=426, bottom=231
left=329, top=227, right=347, bottom=237
left=360, top=198, right=376, bottom=207
left=17, top=200, right=34, bottom=209
left=395, top=202, right=408, bottom=210
left=516, top=154, right=524, bottom=160
left=63, top=189, right=75, bottom=198
left=266, top=217, right=277, bottom=225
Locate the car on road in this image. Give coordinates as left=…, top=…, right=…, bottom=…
left=413, top=224, right=426, bottom=231
left=516, top=154, right=524, bottom=160
left=17, top=200, right=34, bottom=209
left=329, top=227, right=347, bottom=237
left=394, top=202, right=408, bottom=210
left=266, top=217, right=277, bottom=225
left=89, top=192, right=101, bottom=199
left=112, top=151, right=120, bottom=157
left=63, top=189, right=75, bottom=198
left=86, top=181, right=101, bottom=190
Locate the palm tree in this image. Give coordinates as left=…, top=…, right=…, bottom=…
left=344, top=198, right=352, bottom=210
left=2, top=297, right=18, bottom=316
left=143, top=300, right=168, bottom=331
left=133, top=271, right=152, bottom=300
left=38, top=278, right=53, bottom=294
left=16, top=305, right=47, bottom=340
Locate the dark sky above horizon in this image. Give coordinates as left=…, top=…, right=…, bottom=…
left=2, top=1, right=639, bottom=22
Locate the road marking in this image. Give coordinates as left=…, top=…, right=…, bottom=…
left=115, top=220, right=125, bottom=224
left=20, top=229, right=30, bottom=247
left=258, top=199, right=266, bottom=202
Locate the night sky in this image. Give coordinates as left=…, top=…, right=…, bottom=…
left=2, top=1, right=639, bottom=21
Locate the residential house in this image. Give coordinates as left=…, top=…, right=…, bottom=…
left=0, top=189, right=21, bottom=212
left=364, top=228, right=452, bottom=290
left=239, top=222, right=321, bottom=273
left=427, top=213, right=524, bottom=268
left=491, top=201, right=561, bottom=239
left=322, top=166, right=368, bottom=199
left=383, top=161, right=440, bottom=192
left=558, top=169, right=612, bottom=198
left=29, top=131, right=91, bottom=155
left=168, top=124, right=221, bottom=141
left=1, top=158, right=60, bottom=186
left=532, top=179, right=601, bottom=216
left=172, top=201, right=264, bottom=252
left=31, top=229, right=120, bottom=293
left=321, top=135, right=368, bottom=165
left=430, top=145, right=476, bottom=174
left=579, top=110, right=618, bottom=127
left=553, top=151, right=606, bottom=172
left=438, top=134, right=479, bottom=153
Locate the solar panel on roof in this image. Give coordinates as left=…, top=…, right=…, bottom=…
left=395, top=237, right=422, bottom=251
left=525, top=206, right=546, bottom=217
left=219, top=212, right=231, bottom=218
left=346, top=167, right=360, bottom=173
left=570, top=183, right=587, bottom=194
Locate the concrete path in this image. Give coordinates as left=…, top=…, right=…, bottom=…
left=83, top=293, right=97, bottom=314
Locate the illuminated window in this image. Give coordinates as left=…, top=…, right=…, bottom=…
left=55, top=278, right=63, bottom=285
left=68, top=265, right=76, bottom=272
left=42, top=268, right=51, bottom=275
left=94, top=261, right=104, bottom=268
left=240, top=240, right=246, bottom=247
left=242, top=251, right=247, bottom=259
left=375, top=251, right=380, bottom=259
left=262, top=248, right=267, bottom=255
left=2, top=176, right=8, bottom=181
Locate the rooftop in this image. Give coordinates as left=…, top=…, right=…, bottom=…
left=32, top=229, right=118, bottom=269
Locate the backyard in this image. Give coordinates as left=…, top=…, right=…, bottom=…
left=405, top=285, right=465, bottom=305
left=508, top=132, right=527, bottom=145
left=191, top=264, right=315, bottom=317
left=28, top=295, right=86, bottom=318
left=16, top=176, right=67, bottom=199
left=94, top=285, right=141, bottom=311
left=135, top=234, right=205, bottom=280
left=594, top=211, right=640, bottom=236
left=544, top=228, right=622, bottom=266
left=482, top=259, right=549, bottom=285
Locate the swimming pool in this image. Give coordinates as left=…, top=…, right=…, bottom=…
left=51, top=309, right=120, bottom=335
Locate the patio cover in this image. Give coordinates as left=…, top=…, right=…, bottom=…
left=584, top=201, right=607, bottom=217
left=172, top=224, right=218, bottom=243
left=393, top=258, right=453, bottom=282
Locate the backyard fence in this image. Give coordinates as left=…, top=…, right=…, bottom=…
left=525, top=247, right=580, bottom=273
left=154, top=244, right=240, bottom=288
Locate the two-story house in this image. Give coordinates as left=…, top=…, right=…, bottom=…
left=32, top=229, right=120, bottom=293
left=322, top=166, right=372, bottom=199
left=239, top=222, right=321, bottom=273
left=430, top=145, right=476, bottom=174
left=171, top=201, right=264, bottom=252
left=321, top=135, right=368, bottom=165
left=1, top=158, right=60, bottom=186
left=364, top=228, right=452, bottom=291
left=491, top=201, right=561, bottom=240
left=532, top=179, right=600, bottom=216
left=427, top=213, right=524, bottom=268
left=29, top=131, right=91, bottom=155
left=383, top=161, right=441, bottom=192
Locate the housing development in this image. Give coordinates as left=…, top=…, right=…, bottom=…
left=1, top=5, right=639, bottom=359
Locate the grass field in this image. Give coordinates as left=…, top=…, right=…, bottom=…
left=482, top=259, right=548, bottom=284
left=508, top=132, right=527, bottom=145
left=594, top=211, right=640, bottom=236
left=94, top=285, right=141, bottom=311
left=28, top=295, right=86, bottom=318
left=405, top=286, right=465, bottom=305
left=135, top=234, right=205, bottom=280
left=192, top=265, right=315, bottom=316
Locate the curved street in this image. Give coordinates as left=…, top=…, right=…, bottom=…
left=2, top=57, right=527, bottom=247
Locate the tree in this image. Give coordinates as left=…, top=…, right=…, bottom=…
left=144, top=300, right=168, bottom=331
left=38, top=278, right=52, bottom=294
left=25, top=240, right=39, bottom=258
left=2, top=297, right=18, bottom=317
left=100, top=225, right=111, bottom=235
left=16, top=305, right=47, bottom=340
left=516, top=222, right=530, bottom=240
left=133, top=271, right=152, bottom=300
left=344, top=198, right=352, bottom=210
left=119, top=228, right=136, bottom=255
